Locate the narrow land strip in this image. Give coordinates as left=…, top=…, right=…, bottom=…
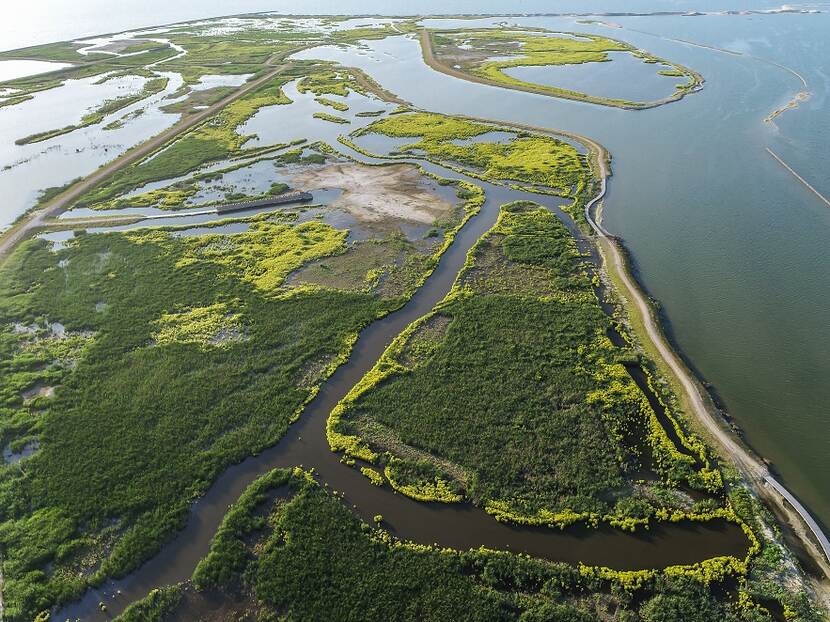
left=418, top=28, right=701, bottom=110
left=582, top=137, right=830, bottom=577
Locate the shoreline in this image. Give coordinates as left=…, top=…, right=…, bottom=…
left=418, top=28, right=704, bottom=111
left=409, top=108, right=830, bottom=587
left=0, top=54, right=298, bottom=264
left=579, top=132, right=830, bottom=587
left=1, top=33, right=827, bottom=615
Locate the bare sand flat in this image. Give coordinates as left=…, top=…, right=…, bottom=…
left=291, top=162, right=452, bottom=224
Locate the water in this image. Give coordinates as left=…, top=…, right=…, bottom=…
left=54, top=147, right=748, bottom=622
left=0, top=2, right=811, bottom=53
left=449, top=129, right=517, bottom=145
left=189, top=73, right=253, bottom=90
left=502, top=51, right=680, bottom=102
left=300, top=15, right=830, bottom=533
left=238, top=80, right=398, bottom=147
left=0, top=70, right=185, bottom=228
left=1, top=3, right=828, bottom=613
left=0, top=59, right=71, bottom=81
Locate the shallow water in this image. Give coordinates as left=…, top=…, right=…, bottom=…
left=502, top=51, right=680, bottom=102
left=449, top=129, right=517, bottom=145
left=238, top=79, right=398, bottom=147
left=0, top=70, right=185, bottom=229
left=3, top=440, right=40, bottom=464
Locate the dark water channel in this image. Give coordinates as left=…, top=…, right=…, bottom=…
left=55, top=147, right=748, bottom=621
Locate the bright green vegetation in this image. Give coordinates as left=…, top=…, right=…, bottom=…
left=165, top=64, right=264, bottom=87
left=144, top=468, right=815, bottom=622
left=72, top=73, right=296, bottom=209
left=119, top=41, right=166, bottom=55
left=0, top=18, right=821, bottom=622
left=0, top=41, right=107, bottom=63
left=315, top=96, right=350, bottom=111
left=67, top=62, right=375, bottom=213
left=112, top=586, right=183, bottom=622
left=191, top=468, right=512, bottom=620
left=0, top=217, right=424, bottom=619
left=358, top=111, right=587, bottom=198
left=160, top=85, right=237, bottom=114
left=313, top=110, right=350, bottom=124
left=426, top=28, right=702, bottom=108
left=151, top=302, right=243, bottom=349
left=0, top=17, right=411, bottom=110
left=298, top=68, right=364, bottom=97
left=0, top=223, right=374, bottom=620
left=14, top=76, right=169, bottom=145
left=384, top=455, right=464, bottom=502
left=79, top=146, right=306, bottom=212
left=329, top=202, right=723, bottom=525
left=0, top=47, right=178, bottom=106
left=0, top=136, right=477, bottom=619
left=0, top=65, right=120, bottom=105
left=361, top=465, right=385, bottom=486
left=0, top=95, right=33, bottom=108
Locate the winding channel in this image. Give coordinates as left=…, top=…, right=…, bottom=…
left=55, top=142, right=748, bottom=621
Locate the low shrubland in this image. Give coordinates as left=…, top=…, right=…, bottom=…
left=165, top=469, right=809, bottom=622
left=359, top=111, right=587, bottom=196
left=426, top=28, right=701, bottom=108
left=329, top=202, right=722, bottom=524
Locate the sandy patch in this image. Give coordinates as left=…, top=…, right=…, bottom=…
left=22, top=383, right=56, bottom=401
left=290, top=163, right=452, bottom=225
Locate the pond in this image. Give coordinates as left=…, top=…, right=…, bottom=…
left=501, top=51, right=681, bottom=102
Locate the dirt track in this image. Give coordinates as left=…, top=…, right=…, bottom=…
left=581, top=131, right=830, bottom=581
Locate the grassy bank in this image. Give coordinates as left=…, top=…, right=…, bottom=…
left=0, top=146, right=477, bottom=620
left=328, top=201, right=723, bottom=525
left=356, top=111, right=587, bottom=198
left=422, top=28, right=703, bottom=109
left=117, top=468, right=814, bottom=622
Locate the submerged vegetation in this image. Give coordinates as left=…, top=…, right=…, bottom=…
left=424, top=28, right=703, bottom=108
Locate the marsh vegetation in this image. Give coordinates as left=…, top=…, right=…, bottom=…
left=0, top=14, right=822, bottom=622
left=425, top=28, right=702, bottom=108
